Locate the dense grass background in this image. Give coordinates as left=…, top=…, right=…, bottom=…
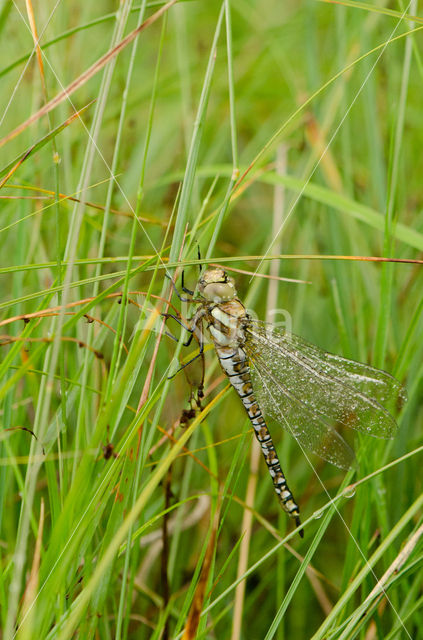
left=1, top=1, right=422, bottom=638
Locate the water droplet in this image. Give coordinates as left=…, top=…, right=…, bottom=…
left=313, top=508, right=324, bottom=520
left=343, top=486, right=356, bottom=499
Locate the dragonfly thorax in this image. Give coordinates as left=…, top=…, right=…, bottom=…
left=198, top=268, right=236, bottom=302
left=208, top=300, right=248, bottom=347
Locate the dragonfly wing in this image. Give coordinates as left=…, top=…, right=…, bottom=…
left=274, top=327, right=407, bottom=409
left=247, top=344, right=355, bottom=469
left=244, top=322, right=402, bottom=447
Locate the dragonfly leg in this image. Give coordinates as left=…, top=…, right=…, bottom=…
left=167, top=328, right=204, bottom=379
left=165, top=273, right=192, bottom=303
left=180, top=308, right=205, bottom=401
left=167, top=346, right=204, bottom=379
left=196, top=245, right=202, bottom=274
left=181, top=270, right=194, bottom=296
left=165, top=308, right=206, bottom=381
left=161, top=312, right=195, bottom=347
left=180, top=354, right=205, bottom=424
left=197, top=349, right=205, bottom=399
left=162, top=312, right=191, bottom=332
left=163, top=329, right=179, bottom=343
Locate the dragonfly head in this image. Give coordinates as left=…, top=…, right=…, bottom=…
left=198, top=268, right=237, bottom=302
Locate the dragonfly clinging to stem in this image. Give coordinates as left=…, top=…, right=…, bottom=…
left=169, top=266, right=406, bottom=536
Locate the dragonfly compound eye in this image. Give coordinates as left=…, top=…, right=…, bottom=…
left=198, top=268, right=237, bottom=301
left=202, top=281, right=236, bottom=302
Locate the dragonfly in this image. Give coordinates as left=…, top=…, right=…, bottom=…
left=169, top=267, right=406, bottom=535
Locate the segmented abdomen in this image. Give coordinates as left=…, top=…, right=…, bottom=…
left=215, top=344, right=301, bottom=527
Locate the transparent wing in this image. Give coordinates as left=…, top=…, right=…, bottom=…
left=257, top=322, right=407, bottom=408
left=248, top=350, right=355, bottom=469
left=244, top=322, right=405, bottom=469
